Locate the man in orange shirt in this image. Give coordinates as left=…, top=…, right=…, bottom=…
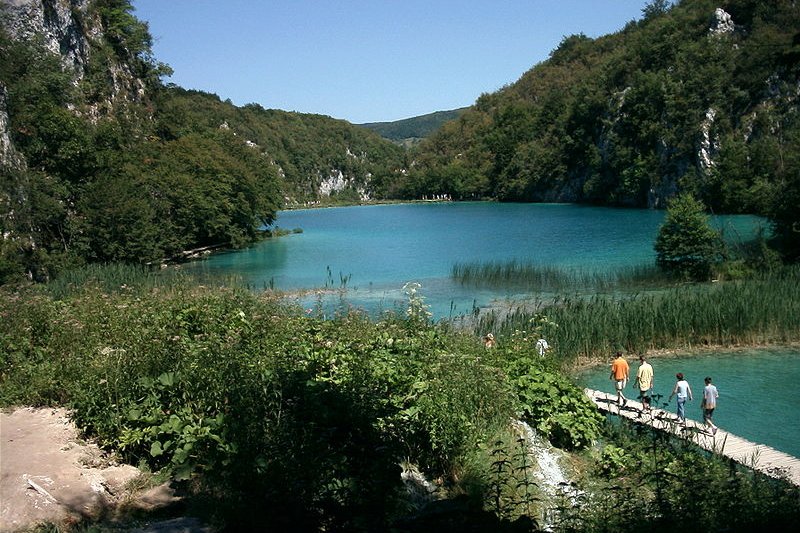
left=610, top=351, right=630, bottom=407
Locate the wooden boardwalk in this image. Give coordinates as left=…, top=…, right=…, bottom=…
left=585, top=388, right=800, bottom=487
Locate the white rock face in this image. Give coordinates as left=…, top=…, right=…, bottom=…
left=0, top=84, right=24, bottom=170
left=1, top=0, right=93, bottom=79
left=710, top=7, right=735, bottom=35
left=699, top=107, right=719, bottom=169
left=319, top=170, right=348, bottom=196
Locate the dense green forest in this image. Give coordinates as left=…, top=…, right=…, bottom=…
left=3, top=0, right=799, bottom=284
left=402, top=0, right=800, bottom=258
left=0, top=0, right=405, bottom=283
left=153, top=87, right=408, bottom=202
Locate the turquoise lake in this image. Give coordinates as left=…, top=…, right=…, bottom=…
left=185, top=202, right=798, bottom=458
left=185, top=202, right=768, bottom=318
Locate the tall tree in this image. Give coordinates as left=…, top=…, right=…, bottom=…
left=654, top=193, right=723, bottom=280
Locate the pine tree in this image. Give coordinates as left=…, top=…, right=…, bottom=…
left=654, top=193, right=723, bottom=280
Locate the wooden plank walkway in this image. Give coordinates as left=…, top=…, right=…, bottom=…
left=585, top=388, right=800, bottom=487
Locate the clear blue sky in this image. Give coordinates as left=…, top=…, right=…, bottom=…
left=132, top=0, right=651, bottom=124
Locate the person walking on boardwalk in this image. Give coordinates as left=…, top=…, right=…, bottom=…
left=702, top=376, right=719, bottom=435
left=610, top=351, right=630, bottom=407
left=634, top=355, right=654, bottom=412
left=668, top=373, right=693, bottom=424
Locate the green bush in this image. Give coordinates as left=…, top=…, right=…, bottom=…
left=572, top=425, right=800, bottom=533
left=0, top=275, right=517, bottom=529
left=654, top=193, right=724, bottom=281
left=505, top=355, right=603, bottom=450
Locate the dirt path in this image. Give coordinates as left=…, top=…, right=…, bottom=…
left=0, top=407, right=185, bottom=532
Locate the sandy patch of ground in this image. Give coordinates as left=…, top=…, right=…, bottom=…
left=0, top=407, right=187, bottom=532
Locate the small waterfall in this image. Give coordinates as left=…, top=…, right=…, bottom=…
left=513, top=420, right=567, bottom=491
left=512, top=419, right=582, bottom=530
left=400, top=462, right=440, bottom=511
left=398, top=422, right=582, bottom=529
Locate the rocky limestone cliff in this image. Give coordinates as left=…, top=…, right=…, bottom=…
left=1, top=0, right=149, bottom=170
left=709, top=7, right=735, bottom=36
left=0, top=83, right=23, bottom=171
left=1, top=0, right=147, bottom=114
left=648, top=7, right=735, bottom=209
left=2, top=0, right=94, bottom=78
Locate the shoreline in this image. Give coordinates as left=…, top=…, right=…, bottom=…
left=566, top=340, right=800, bottom=374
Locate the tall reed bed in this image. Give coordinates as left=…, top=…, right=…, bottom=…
left=45, top=262, right=240, bottom=299
left=452, top=260, right=677, bottom=292
left=477, top=266, right=800, bottom=360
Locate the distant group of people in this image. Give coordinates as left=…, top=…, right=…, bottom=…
left=421, top=194, right=452, bottom=201
left=609, top=351, right=720, bottom=435
left=482, top=333, right=550, bottom=357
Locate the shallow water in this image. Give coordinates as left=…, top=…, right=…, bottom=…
left=577, top=347, right=800, bottom=458
left=184, top=202, right=765, bottom=318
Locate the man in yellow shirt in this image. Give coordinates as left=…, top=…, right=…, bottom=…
left=610, top=351, right=630, bottom=407
left=635, top=355, right=654, bottom=412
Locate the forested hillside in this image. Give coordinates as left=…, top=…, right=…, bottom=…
left=3, top=0, right=799, bottom=285
left=403, top=0, right=800, bottom=257
left=0, top=0, right=405, bottom=283
left=358, top=107, right=467, bottom=145
left=153, top=88, right=408, bottom=203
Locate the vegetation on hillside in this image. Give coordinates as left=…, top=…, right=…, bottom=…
left=402, top=0, right=800, bottom=258
left=153, top=88, right=408, bottom=203
left=0, top=0, right=406, bottom=284
left=4, top=0, right=800, bottom=285
left=358, top=107, right=468, bottom=145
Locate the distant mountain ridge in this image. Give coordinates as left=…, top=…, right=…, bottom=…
left=357, top=108, right=468, bottom=145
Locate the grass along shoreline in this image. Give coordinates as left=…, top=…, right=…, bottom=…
left=565, top=340, right=800, bottom=375
left=474, top=265, right=800, bottom=364
left=452, top=260, right=678, bottom=293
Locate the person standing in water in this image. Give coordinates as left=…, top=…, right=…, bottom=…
left=610, top=352, right=630, bottom=407
left=668, top=373, right=693, bottom=424
left=634, top=355, right=654, bottom=412
left=702, top=376, right=719, bottom=435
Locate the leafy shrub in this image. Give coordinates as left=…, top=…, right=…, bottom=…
left=505, top=355, right=603, bottom=450
left=0, top=277, right=517, bottom=529
left=597, top=444, right=628, bottom=478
